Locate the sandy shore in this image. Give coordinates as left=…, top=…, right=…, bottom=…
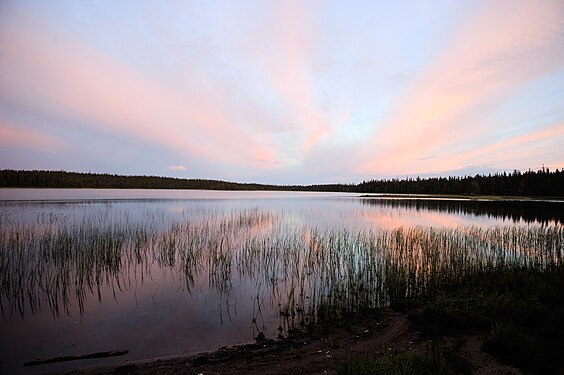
left=57, top=308, right=520, bottom=375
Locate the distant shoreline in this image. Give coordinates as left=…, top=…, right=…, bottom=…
left=360, top=193, right=564, bottom=202
left=1, top=169, right=562, bottom=198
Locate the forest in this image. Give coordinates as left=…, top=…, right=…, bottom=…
left=356, top=167, right=563, bottom=197
left=0, top=168, right=562, bottom=197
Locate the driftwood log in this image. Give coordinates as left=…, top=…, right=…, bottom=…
left=24, top=350, right=128, bottom=366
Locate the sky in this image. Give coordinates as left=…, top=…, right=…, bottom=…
left=0, top=0, right=563, bottom=184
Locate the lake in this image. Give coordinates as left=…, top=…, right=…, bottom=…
left=0, top=189, right=562, bottom=374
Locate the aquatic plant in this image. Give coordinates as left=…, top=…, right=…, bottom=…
left=0, top=205, right=562, bottom=332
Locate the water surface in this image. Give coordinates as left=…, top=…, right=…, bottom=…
left=0, top=189, right=561, bottom=374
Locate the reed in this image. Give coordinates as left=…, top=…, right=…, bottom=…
left=0, top=205, right=562, bottom=332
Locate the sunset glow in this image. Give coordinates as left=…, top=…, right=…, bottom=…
left=1, top=0, right=563, bottom=183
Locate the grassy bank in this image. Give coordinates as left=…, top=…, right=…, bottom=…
left=335, top=342, right=472, bottom=375
left=335, top=267, right=564, bottom=374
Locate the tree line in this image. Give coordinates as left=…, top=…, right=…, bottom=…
left=0, top=168, right=562, bottom=197
left=356, top=168, right=563, bottom=197
left=0, top=169, right=354, bottom=192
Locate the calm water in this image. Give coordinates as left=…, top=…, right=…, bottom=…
left=0, top=189, right=562, bottom=374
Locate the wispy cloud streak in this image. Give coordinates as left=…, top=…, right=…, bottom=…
left=359, top=0, right=564, bottom=175
left=0, top=121, right=64, bottom=153
left=167, top=165, right=188, bottom=171
left=0, top=9, right=275, bottom=170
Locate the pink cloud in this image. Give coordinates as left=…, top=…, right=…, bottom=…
left=244, top=0, right=331, bottom=157
left=0, top=9, right=275, bottom=170
left=437, top=122, right=564, bottom=171
left=0, top=121, right=64, bottom=153
left=359, top=0, right=564, bottom=175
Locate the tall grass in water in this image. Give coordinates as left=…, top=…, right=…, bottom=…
left=236, top=224, right=562, bottom=327
left=0, top=205, right=562, bottom=330
left=0, top=207, right=274, bottom=318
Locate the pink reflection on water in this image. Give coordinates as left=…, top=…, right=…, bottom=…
left=354, top=202, right=478, bottom=231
